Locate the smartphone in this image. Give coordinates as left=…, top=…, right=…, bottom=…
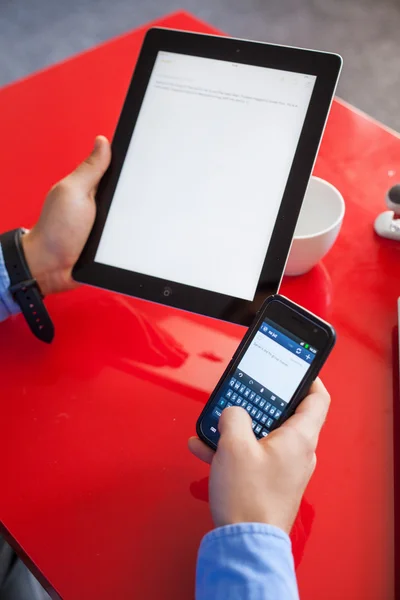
left=196, top=294, right=336, bottom=448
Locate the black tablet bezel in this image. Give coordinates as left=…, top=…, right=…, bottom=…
left=73, top=28, right=342, bottom=326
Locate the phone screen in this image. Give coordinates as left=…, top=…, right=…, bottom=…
left=200, top=318, right=319, bottom=443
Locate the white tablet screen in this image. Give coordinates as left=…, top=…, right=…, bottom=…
left=95, top=51, right=316, bottom=300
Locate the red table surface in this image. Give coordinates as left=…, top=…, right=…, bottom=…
left=0, top=10, right=399, bottom=600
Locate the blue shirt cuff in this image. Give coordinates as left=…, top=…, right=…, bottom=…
left=0, top=242, right=21, bottom=321
left=196, top=523, right=299, bottom=600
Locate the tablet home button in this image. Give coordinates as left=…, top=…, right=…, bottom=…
left=163, top=286, right=172, bottom=297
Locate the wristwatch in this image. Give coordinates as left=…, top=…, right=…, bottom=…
left=1, top=228, right=54, bottom=343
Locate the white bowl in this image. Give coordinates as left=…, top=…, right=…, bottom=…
left=285, top=176, right=345, bottom=276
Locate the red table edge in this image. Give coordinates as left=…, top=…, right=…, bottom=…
left=0, top=522, right=62, bottom=599
left=2, top=9, right=399, bottom=141
left=0, top=11, right=204, bottom=94
left=335, top=96, right=400, bottom=139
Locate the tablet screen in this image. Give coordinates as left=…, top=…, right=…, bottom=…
left=95, top=51, right=316, bottom=301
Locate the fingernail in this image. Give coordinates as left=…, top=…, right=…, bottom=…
left=93, top=137, right=101, bottom=152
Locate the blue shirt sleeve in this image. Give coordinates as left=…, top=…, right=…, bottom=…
left=0, top=242, right=21, bottom=321
left=196, top=523, right=299, bottom=600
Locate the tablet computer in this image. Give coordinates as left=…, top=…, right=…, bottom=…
left=73, top=28, right=342, bottom=325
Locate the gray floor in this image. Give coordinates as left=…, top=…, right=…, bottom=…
left=1, top=0, right=400, bottom=131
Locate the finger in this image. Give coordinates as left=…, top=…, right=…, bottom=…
left=68, top=136, right=111, bottom=190
left=308, top=377, right=328, bottom=396
left=188, top=436, right=214, bottom=465
left=281, top=378, right=331, bottom=445
left=218, top=406, right=255, bottom=441
left=294, top=378, right=330, bottom=425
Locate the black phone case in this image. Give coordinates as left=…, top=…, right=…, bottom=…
left=196, top=294, right=336, bottom=450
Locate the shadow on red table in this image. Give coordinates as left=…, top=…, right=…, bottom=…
left=0, top=265, right=334, bottom=405
left=0, top=288, right=189, bottom=383
left=281, top=262, right=333, bottom=319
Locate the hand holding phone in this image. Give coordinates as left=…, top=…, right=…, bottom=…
left=197, top=295, right=335, bottom=447
left=189, top=378, right=330, bottom=533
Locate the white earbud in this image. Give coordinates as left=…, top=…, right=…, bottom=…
left=374, top=184, right=400, bottom=241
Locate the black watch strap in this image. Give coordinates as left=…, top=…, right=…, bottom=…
left=1, top=229, right=54, bottom=343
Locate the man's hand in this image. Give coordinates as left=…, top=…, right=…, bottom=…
left=188, top=379, right=330, bottom=534
left=21, top=136, right=111, bottom=296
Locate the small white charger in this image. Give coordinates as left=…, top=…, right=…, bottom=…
left=374, top=184, right=400, bottom=241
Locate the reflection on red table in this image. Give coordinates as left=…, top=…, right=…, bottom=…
left=0, top=11, right=399, bottom=600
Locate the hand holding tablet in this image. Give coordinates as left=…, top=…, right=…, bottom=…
left=73, top=28, right=342, bottom=325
